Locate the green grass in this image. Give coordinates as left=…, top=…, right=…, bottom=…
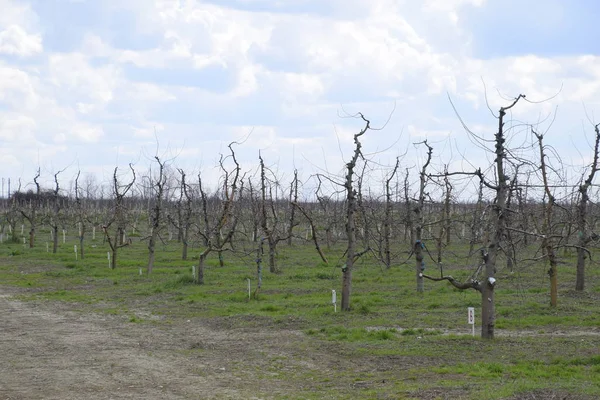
left=1, top=228, right=600, bottom=399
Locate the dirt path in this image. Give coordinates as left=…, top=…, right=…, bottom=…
left=0, top=288, right=338, bottom=400
left=3, top=286, right=596, bottom=400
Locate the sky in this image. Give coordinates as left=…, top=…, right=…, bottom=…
left=2, top=0, right=600, bottom=199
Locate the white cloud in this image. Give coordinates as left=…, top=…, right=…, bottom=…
left=1, top=0, right=600, bottom=196
left=0, top=24, right=42, bottom=56
left=48, top=53, right=119, bottom=106
left=0, top=113, right=36, bottom=141
left=0, top=0, right=38, bottom=28
left=0, top=65, right=39, bottom=109
left=70, top=123, right=104, bottom=143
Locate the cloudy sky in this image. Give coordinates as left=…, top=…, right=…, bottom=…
left=1, top=0, right=600, bottom=197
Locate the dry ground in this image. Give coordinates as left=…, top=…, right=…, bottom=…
left=0, top=285, right=596, bottom=400
left=0, top=286, right=395, bottom=399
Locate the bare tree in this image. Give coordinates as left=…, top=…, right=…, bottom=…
left=341, top=114, right=372, bottom=311
left=443, top=165, right=453, bottom=245
left=414, top=141, right=433, bottom=293
left=287, top=169, right=299, bottom=246
left=403, top=169, right=414, bottom=244
left=74, top=171, right=88, bottom=259
left=253, top=238, right=265, bottom=298
left=424, top=94, right=526, bottom=339
left=103, top=164, right=136, bottom=269
left=575, top=124, right=600, bottom=291
left=19, top=169, right=41, bottom=248
left=195, top=142, right=242, bottom=284
left=246, top=178, right=260, bottom=242
left=534, top=130, right=560, bottom=307
left=258, top=153, right=290, bottom=274
left=315, top=176, right=341, bottom=249
left=47, top=169, right=66, bottom=254
left=146, top=156, right=167, bottom=274
left=291, top=200, right=329, bottom=265
left=198, top=172, right=211, bottom=248
left=169, top=169, right=193, bottom=260
left=375, top=157, right=399, bottom=269
left=478, top=94, right=525, bottom=339
left=4, top=185, right=20, bottom=243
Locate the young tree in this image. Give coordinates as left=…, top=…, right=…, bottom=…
left=74, top=171, right=88, bottom=259
left=443, top=165, right=453, bottom=246
left=19, top=169, right=41, bottom=248
left=414, top=141, right=433, bottom=293
left=374, top=157, right=399, bottom=269
left=403, top=168, right=414, bottom=244
left=287, top=169, right=299, bottom=246
left=341, top=114, right=372, bottom=311
left=103, top=164, right=136, bottom=269
left=534, top=130, right=560, bottom=307
left=575, top=124, right=600, bottom=291
left=195, top=142, right=243, bottom=284
left=46, top=169, right=66, bottom=254
left=258, top=153, right=290, bottom=274
left=169, top=169, right=193, bottom=260
left=146, top=156, right=167, bottom=274
left=315, top=176, right=342, bottom=249
left=291, top=200, right=329, bottom=265
left=424, top=94, right=526, bottom=339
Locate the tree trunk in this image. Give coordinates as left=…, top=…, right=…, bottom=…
left=196, top=251, right=208, bottom=285
left=548, top=243, right=558, bottom=307
left=414, top=141, right=432, bottom=293
left=383, top=158, right=399, bottom=269
left=481, top=278, right=495, bottom=339
left=79, top=228, right=85, bottom=260
left=52, top=225, right=58, bottom=254
left=341, top=116, right=370, bottom=311
left=575, top=124, right=600, bottom=290
left=415, top=240, right=424, bottom=292
left=268, top=239, right=278, bottom=273
left=111, top=248, right=117, bottom=270
left=147, top=234, right=155, bottom=274
left=287, top=170, right=298, bottom=246
left=576, top=246, right=585, bottom=291
left=29, top=226, right=35, bottom=248
left=254, top=239, right=264, bottom=298
left=480, top=95, right=524, bottom=339
left=182, top=238, right=188, bottom=260
left=444, top=170, right=452, bottom=245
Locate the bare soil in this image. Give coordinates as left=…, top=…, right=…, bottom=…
left=1, top=286, right=597, bottom=400
left=0, top=286, right=392, bottom=399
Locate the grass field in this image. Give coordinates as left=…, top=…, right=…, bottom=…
left=1, top=229, right=599, bottom=399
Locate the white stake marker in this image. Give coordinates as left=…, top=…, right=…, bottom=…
left=332, top=290, right=337, bottom=313
left=62, top=230, right=66, bottom=244
left=74, top=245, right=77, bottom=261
left=247, top=278, right=251, bottom=299
left=468, top=307, right=475, bottom=337
left=107, top=252, right=111, bottom=268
